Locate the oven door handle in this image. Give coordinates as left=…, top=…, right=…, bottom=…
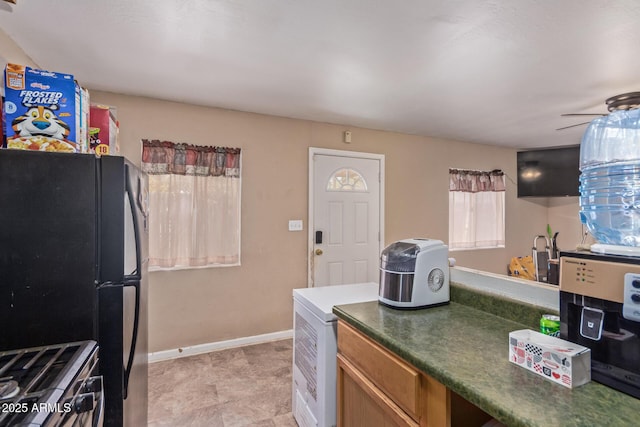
left=122, top=280, right=140, bottom=400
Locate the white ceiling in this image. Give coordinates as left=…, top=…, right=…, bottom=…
left=2, top=0, right=640, bottom=149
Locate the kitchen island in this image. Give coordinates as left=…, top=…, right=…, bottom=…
left=333, top=284, right=640, bottom=427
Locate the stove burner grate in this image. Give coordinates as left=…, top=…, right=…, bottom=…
left=0, top=379, right=19, bottom=399
left=0, top=341, right=99, bottom=427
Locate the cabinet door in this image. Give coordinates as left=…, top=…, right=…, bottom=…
left=338, top=321, right=420, bottom=419
left=337, top=354, right=419, bottom=427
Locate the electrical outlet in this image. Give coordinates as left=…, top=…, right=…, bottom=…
left=288, top=220, right=303, bottom=231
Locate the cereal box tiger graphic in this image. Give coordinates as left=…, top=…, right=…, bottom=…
left=12, top=105, right=70, bottom=140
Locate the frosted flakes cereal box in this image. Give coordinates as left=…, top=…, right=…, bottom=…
left=3, top=63, right=79, bottom=152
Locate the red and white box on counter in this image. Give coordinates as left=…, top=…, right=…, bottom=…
left=509, top=329, right=591, bottom=388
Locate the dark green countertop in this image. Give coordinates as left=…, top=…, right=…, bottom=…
left=333, top=298, right=640, bottom=427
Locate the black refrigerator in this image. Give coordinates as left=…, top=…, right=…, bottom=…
left=0, top=149, right=149, bottom=427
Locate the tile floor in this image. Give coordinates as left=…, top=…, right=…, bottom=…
left=148, top=339, right=298, bottom=427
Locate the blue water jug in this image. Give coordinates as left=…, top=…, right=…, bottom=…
left=579, top=109, right=640, bottom=246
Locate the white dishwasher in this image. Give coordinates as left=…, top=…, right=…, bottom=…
left=292, top=282, right=379, bottom=427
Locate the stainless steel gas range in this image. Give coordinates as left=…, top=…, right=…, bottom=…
left=0, top=341, right=102, bottom=427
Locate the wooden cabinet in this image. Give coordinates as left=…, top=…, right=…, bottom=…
left=337, top=319, right=420, bottom=421
left=337, top=321, right=491, bottom=427
left=338, top=354, right=418, bottom=427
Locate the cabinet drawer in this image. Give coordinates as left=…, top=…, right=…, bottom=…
left=338, top=354, right=419, bottom=427
left=338, top=321, right=420, bottom=420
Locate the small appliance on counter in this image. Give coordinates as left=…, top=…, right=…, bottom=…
left=378, top=238, right=450, bottom=309
left=559, top=250, right=640, bottom=398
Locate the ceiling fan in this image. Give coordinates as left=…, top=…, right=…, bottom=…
left=556, top=92, right=640, bottom=131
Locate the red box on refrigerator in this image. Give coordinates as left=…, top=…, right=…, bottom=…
left=89, top=104, right=118, bottom=155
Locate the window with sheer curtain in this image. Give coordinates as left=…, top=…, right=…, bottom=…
left=141, top=139, right=241, bottom=269
left=448, top=168, right=505, bottom=250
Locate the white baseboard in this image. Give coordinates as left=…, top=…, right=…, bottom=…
left=148, top=329, right=293, bottom=363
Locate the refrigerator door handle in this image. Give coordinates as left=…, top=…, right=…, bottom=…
left=124, top=164, right=142, bottom=282
left=122, top=280, right=140, bottom=400
left=122, top=164, right=142, bottom=399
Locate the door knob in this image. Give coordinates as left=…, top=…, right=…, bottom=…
left=315, top=249, right=323, bottom=256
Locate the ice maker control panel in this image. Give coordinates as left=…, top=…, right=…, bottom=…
left=623, top=273, right=640, bottom=322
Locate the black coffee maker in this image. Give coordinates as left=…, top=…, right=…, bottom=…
left=559, top=251, right=640, bottom=398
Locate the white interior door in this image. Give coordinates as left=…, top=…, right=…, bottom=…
left=310, top=149, right=384, bottom=287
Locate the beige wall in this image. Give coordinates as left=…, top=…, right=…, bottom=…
left=91, top=89, right=571, bottom=352
left=514, top=197, right=585, bottom=256
left=547, top=197, right=584, bottom=252
left=0, top=29, right=38, bottom=68
left=1, top=29, right=581, bottom=353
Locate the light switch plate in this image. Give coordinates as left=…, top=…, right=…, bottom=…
left=288, top=220, right=303, bottom=231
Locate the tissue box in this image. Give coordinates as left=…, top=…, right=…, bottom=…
left=509, top=329, right=590, bottom=388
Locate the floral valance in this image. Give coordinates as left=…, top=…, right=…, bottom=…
left=449, top=168, right=505, bottom=192
left=141, top=139, right=241, bottom=177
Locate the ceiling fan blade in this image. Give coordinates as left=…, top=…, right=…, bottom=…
left=560, top=113, right=607, bottom=117
left=556, top=121, right=593, bottom=131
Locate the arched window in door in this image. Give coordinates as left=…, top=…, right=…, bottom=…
left=326, top=168, right=368, bottom=192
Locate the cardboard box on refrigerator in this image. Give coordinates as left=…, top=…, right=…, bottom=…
left=509, top=329, right=591, bottom=388
left=75, top=82, right=90, bottom=153
left=3, top=63, right=80, bottom=152
left=89, top=104, right=119, bottom=155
